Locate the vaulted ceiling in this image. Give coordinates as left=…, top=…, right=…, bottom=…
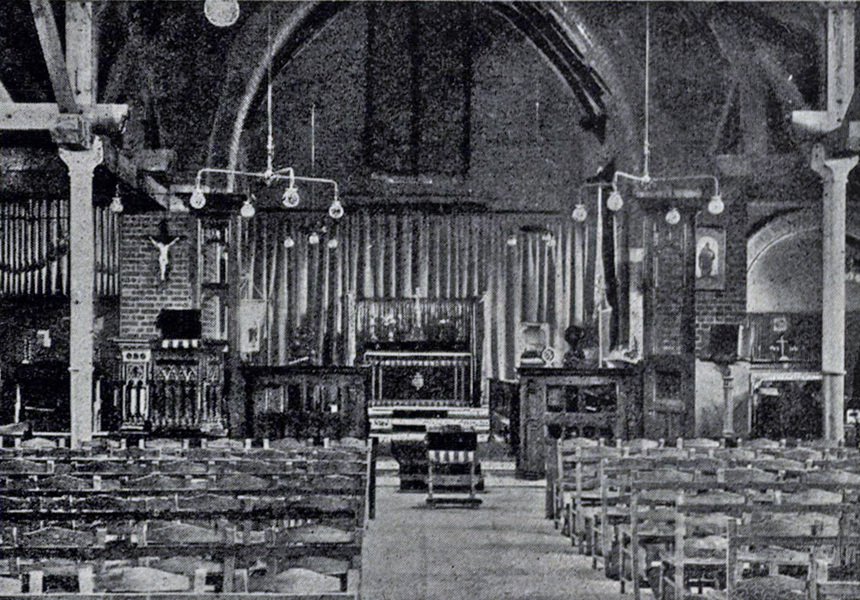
left=0, top=1, right=838, bottom=211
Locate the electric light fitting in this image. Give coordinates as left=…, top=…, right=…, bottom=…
left=665, top=207, right=681, bottom=225
left=282, top=185, right=301, bottom=208
left=189, top=186, right=207, bottom=210
left=240, top=197, right=256, bottom=219
left=707, top=194, right=724, bottom=215
left=606, top=189, right=624, bottom=212
left=109, top=186, right=124, bottom=213
left=328, top=196, right=345, bottom=220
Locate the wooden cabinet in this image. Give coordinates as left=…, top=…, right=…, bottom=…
left=515, top=366, right=642, bottom=479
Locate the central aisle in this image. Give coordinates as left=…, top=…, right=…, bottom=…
left=362, top=484, right=627, bottom=600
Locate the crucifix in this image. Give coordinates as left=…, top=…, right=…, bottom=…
left=0, top=1, right=128, bottom=447
left=768, top=334, right=797, bottom=362
left=149, top=220, right=182, bottom=281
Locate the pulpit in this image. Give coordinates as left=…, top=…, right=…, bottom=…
left=117, top=339, right=228, bottom=435
left=116, top=310, right=228, bottom=436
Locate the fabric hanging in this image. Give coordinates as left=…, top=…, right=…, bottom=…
left=240, top=208, right=604, bottom=383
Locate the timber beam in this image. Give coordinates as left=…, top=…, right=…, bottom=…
left=30, top=0, right=79, bottom=114
left=715, top=154, right=804, bottom=180
left=792, top=5, right=854, bottom=134
left=0, top=103, right=128, bottom=134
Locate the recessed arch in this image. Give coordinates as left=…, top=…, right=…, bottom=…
left=747, top=209, right=860, bottom=313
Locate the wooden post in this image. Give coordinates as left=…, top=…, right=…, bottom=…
left=721, top=364, right=736, bottom=440
left=811, top=145, right=857, bottom=443
left=227, top=215, right=246, bottom=437
left=59, top=137, right=102, bottom=448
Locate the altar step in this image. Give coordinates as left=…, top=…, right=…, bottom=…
left=369, top=405, right=490, bottom=443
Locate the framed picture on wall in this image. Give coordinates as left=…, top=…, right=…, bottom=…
left=696, top=227, right=726, bottom=290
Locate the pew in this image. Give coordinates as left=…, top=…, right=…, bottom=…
left=0, top=437, right=375, bottom=599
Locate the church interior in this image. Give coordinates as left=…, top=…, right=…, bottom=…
left=3, top=1, right=860, bottom=599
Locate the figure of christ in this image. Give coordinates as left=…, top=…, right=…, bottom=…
left=149, top=231, right=180, bottom=281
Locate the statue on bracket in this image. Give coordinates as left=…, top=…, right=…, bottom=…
left=563, top=323, right=587, bottom=367
left=149, top=220, right=182, bottom=281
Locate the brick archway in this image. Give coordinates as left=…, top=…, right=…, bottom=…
left=204, top=2, right=639, bottom=183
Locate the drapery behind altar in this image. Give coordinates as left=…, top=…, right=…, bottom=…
left=239, top=206, right=619, bottom=382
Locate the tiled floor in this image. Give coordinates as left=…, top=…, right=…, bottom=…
left=362, top=482, right=629, bottom=600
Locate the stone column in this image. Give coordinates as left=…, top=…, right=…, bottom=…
left=811, top=144, right=857, bottom=443
left=59, top=137, right=103, bottom=448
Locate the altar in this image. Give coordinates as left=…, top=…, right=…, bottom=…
left=352, top=297, right=482, bottom=408
left=365, top=351, right=474, bottom=406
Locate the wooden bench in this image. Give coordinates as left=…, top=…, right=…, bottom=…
left=0, top=438, right=375, bottom=599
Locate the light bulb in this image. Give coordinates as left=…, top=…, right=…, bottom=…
left=204, top=0, right=239, bottom=27
left=506, top=235, right=518, bottom=247
left=282, top=186, right=301, bottom=208
left=109, top=194, right=124, bottom=214
left=571, top=204, right=588, bottom=222
left=240, top=197, right=256, bottom=218
left=328, top=197, right=344, bottom=219
left=189, top=186, right=207, bottom=210
left=665, top=207, right=681, bottom=225
left=308, top=232, right=320, bottom=245
left=327, top=238, right=339, bottom=249
left=607, top=189, right=624, bottom=212
left=283, top=236, right=295, bottom=249
left=707, top=194, right=724, bottom=215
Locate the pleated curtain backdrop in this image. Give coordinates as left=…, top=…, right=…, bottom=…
left=240, top=208, right=608, bottom=381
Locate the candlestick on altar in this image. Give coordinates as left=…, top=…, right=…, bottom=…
left=414, top=287, right=423, bottom=332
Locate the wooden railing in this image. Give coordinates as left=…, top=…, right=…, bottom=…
left=242, top=365, right=370, bottom=441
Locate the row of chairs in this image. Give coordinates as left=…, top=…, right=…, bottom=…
left=548, top=437, right=860, bottom=600
left=548, top=437, right=859, bottom=529
left=0, top=436, right=375, bottom=599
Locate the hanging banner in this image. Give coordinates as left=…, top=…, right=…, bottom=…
left=239, top=299, right=267, bottom=353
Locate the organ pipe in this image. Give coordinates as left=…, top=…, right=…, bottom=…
left=0, top=199, right=118, bottom=297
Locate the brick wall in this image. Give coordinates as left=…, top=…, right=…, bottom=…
left=119, top=213, right=195, bottom=340
left=694, top=182, right=747, bottom=357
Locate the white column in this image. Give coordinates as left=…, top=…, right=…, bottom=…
left=811, top=144, right=857, bottom=443
left=59, top=136, right=103, bottom=448
left=721, top=365, right=735, bottom=440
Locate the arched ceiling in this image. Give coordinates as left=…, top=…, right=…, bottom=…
left=0, top=1, right=833, bottom=207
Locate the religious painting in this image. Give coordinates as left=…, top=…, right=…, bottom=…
left=695, top=227, right=725, bottom=290
left=239, top=299, right=267, bottom=354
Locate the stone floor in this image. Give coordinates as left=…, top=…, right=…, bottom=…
left=362, top=480, right=630, bottom=600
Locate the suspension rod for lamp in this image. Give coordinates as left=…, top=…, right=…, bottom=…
left=643, top=3, right=651, bottom=180
left=612, top=171, right=720, bottom=197
left=194, top=167, right=340, bottom=200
